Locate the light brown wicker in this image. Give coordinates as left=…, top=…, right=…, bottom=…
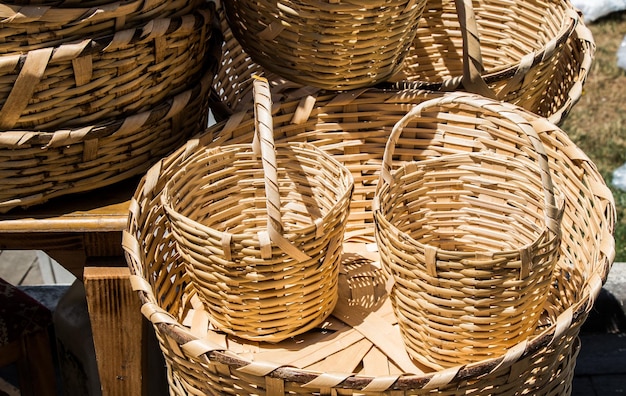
left=0, top=0, right=199, bottom=55
left=160, top=77, right=354, bottom=342
left=124, top=88, right=614, bottom=394
left=0, top=67, right=214, bottom=213
left=210, top=1, right=594, bottom=126
left=222, top=0, right=427, bottom=90
left=0, top=4, right=216, bottom=130
left=374, top=93, right=565, bottom=369
left=387, top=0, right=581, bottom=119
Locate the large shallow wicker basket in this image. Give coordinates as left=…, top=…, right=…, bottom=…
left=160, top=77, right=354, bottom=342
left=0, top=0, right=199, bottom=55
left=0, top=68, right=214, bottom=213
left=374, top=94, right=565, bottom=369
left=222, top=0, right=427, bottom=90
left=0, top=4, right=216, bottom=130
left=124, top=88, right=614, bottom=394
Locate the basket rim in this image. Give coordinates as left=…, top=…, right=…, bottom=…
left=160, top=140, right=355, bottom=241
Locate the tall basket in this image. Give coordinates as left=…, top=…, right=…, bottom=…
left=374, top=93, right=565, bottom=369
left=160, top=76, right=354, bottom=342
left=222, top=0, right=427, bottom=90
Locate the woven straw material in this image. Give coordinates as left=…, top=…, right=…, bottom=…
left=222, top=0, right=427, bottom=90
left=124, top=88, right=614, bottom=394
left=374, top=94, right=565, bottom=369
left=385, top=0, right=581, bottom=122
left=0, top=68, right=214, bottom=213
left=160, top=77, right=354, bottom=342
left=210, top=1, right=593, bottom=127
left=0, top=4, right=216, bottom=130
left=0, top=0, right=200, bottom=55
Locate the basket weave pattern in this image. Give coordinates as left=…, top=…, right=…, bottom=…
left=223, top=0, right=427, bottom=90
left=374, top=94, right=566, bottom=367
left=161, top=78, right=354, bottom=342
left=0, top=6, right=213, bottom=130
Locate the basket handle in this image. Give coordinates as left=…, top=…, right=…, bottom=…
left=378, top=93, right=563, bottom=273
left=251, top=75, right=311, bottom=262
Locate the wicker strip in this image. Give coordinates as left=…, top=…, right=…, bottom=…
left=160, top=77, right=354, bottom=342
left=0, top=4, right=217, bottom=130
left=124, top=88, right=614, bottom=394
left=0, top=67, right=214, bottom=213
left=0, top=0, right=200, bottom=55
left=222, top=0, right=428, bottom=90
left=374, top=93, right=566, bottom=369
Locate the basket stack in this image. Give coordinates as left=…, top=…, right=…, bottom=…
left=0, top=0, right=223, bottom=212
left=125, top=88, right=615, bottom=394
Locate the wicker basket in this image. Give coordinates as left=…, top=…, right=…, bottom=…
left=160, top=77, right=354, bottom=342
left=0, top=4, right=216, bottom=130
left=0, top=67, right=214, bottom=213
left=0, top=0, right=200, bottom=55
left=222, top=0, right=427, bottom=90
left=386, top=0, right=581, bottom=119
left=374, top=94, right=566, bottom=369
left=124, top=88, right=614, bottom=394
left=210, top=1, right=594, bottom=126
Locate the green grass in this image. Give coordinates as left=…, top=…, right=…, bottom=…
left=560, top=11, right=626, bottom=261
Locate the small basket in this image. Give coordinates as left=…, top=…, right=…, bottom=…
left=374, top=94, right=565, bottom=368
left=0, top=4, right=216, bottom=130
left=124, top=89, right=614, bottom=395
left=0, top=68, right=214, bottom=213
left=0, top=0, right=200, bottom=55
left=222, top=0, right=427, bottom=90
left=160, top=76, right=354, bottom=342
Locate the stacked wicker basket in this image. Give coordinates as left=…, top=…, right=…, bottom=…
left=0, top=0, right=222, bottom=212
left=124, top=0, right=615, bottom=395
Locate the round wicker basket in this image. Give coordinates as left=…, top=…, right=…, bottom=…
left=124, top=88, right=615, bottom=394
left=222, top=0, right=427, bottom=90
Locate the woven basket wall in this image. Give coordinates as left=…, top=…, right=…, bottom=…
left=124, top=89, right=615, bottom=395
left=389, top=0, right=580, bottom=117
left=0, top=68, right=214, bottom=213
left=210, top=1, right=593, bottom=126
left=222, top=0, right=427, bottom=90
left=0, top=0, right=200, bottom=55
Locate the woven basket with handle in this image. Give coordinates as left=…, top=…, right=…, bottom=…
left=0, top=3, right=216, bottom=130
left=124, top=87, right=614, bottom=394
left=374, top=93, right=565, bottom=369
left=160, top=76, right=354, bottom=342
left=222, top=0, right=427, bottom=90
left=0, top=0, right=200, bottom=55
left=387, top=0, right=584, bottom=121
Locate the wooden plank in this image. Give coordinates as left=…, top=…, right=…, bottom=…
left=84, top=266, right=146, bottom=396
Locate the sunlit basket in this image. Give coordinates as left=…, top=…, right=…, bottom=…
left=374, top=94, right=565, bottom=369
left=160, top=77, right=354, bottom=342
left=386, top=0, right=582, bottom=121
left=0, top=68, right=215, bottom=213
left=0, top=0, right=200, bottom=55
left=0, top=4, right=217, bottom=130
left=124, top=88, right=614, bottom=394
left=221, top=0, right=427, bottom=90
left=210, top=0, right=593, bottom=126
